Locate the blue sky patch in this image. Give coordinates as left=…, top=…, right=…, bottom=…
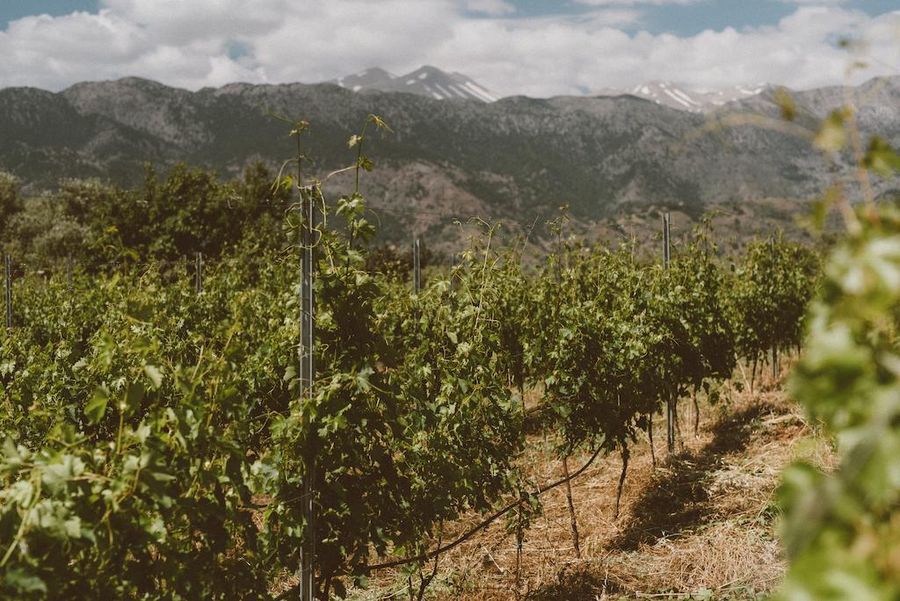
left=1, top=1, right=98, bottom=27
left=4, top=1, right=899, bottom=35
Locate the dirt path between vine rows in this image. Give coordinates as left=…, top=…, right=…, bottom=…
left=353, top=371, right=834, bottom=601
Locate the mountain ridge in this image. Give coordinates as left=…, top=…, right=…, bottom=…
left=1, top=74, right=898, bottom=248
left=333, top=65, right=499, bottom=102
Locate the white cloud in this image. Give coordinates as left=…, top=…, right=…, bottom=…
left=0, top=1, right=897, bottom=97
left=429, top=6, right=900, bottom=96
left=573, top=0, right=699, bottom=5
left=780, top=0, right=849, bottom=4
left=464, top=0, right=516, bottom=16
left=100, top=0, right=290, bottom=41
left=0, top=5, right=268, bottom=90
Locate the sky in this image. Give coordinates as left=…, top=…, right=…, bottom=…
left=0, top=0, right=898, bottom=97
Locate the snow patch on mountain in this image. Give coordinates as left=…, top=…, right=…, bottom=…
left=331, top=68, right=769, bottom=109
left=595, top=81, right=768, bottom=113
left=332, top=65, right=499, bottom=103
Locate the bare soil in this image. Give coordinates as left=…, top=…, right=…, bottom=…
left=349, top=366, right=834, bottom=601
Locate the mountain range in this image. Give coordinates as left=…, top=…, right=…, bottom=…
left=333, top=66, right=499, bottom=102
left=0, top=67, right=897, bottom=250
left=330, top=66, right=770, bottom=113
left=617, top=81, right=768, bottom=113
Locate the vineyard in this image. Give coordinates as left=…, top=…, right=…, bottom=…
left=0, top=116, right=898, bottom=601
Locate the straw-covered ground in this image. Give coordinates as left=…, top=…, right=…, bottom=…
left=350, top=363, right=834, bottom=601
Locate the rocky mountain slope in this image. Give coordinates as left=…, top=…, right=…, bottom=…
left=333, top=65, right=499, bottom=102
left=0, top=74, right=897, bottom=247
left=607, top=81, right=768, bottom=113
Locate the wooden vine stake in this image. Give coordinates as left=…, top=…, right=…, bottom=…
left=515, top=503, right=524, bottom=600
left=614, top=448, right=630, bottom=519
left=561, top=456, right=581, bottom=558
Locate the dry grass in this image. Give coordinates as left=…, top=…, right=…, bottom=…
left=348, top=366, right=833, bottom=601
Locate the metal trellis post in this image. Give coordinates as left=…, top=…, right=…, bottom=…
left=299, top=185, right=317, bottom=601
left=413, top=238, right=421, bottom=293
left=770, top=237, right=777, bottom=381
left=195, top=252, right=203, bottom=294
left=4, top=255, right=11, bottom=330
left=663, top=211, right=671, bottom=269
left=663, top=212, right=675, bottom=453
